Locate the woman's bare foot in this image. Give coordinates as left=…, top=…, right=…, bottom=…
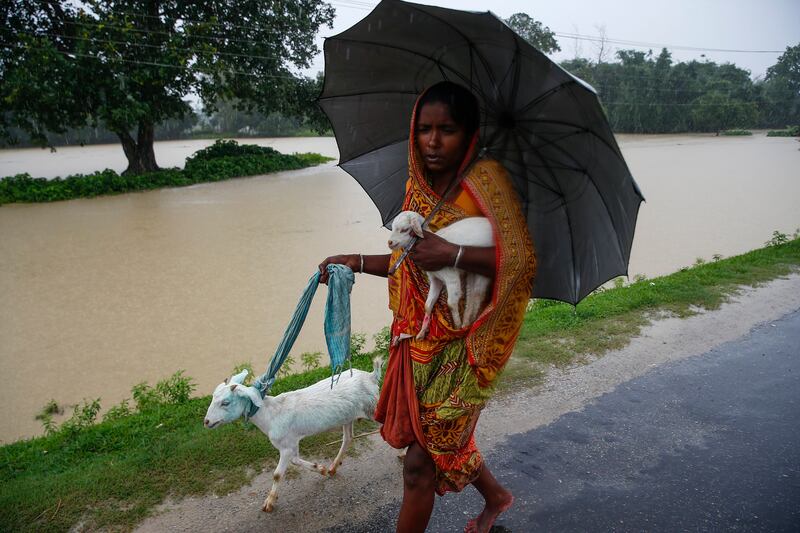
left=464, top=492, right=514, bottom=533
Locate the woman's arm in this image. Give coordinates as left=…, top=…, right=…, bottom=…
left=410, top=230, right=496, bottom=279
left=318, top=253, right=391, bottom=284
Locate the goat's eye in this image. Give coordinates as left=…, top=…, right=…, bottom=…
left=220, top=400, right=230, bottom=407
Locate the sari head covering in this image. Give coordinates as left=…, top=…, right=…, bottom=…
left=375, top=81, right=536, bottom=494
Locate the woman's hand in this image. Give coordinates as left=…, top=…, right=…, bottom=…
left=411, top=231, right=497, bottom=278
left=318, top=254, right=360, bottom=284
left=409, top=230, right=459, bottom=271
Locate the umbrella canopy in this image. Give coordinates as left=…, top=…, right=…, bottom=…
left=319, top=0, right=644, bottom=305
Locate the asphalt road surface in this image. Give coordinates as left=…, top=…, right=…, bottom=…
left=331, top=308, right=800, bottom=532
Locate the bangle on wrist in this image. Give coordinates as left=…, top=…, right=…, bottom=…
left=359, top=254, right=364, bottom=274
left=453, top=246, right=464, bottom=269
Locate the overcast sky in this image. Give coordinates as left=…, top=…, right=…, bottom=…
left=305, top=0, right=800, bottom=80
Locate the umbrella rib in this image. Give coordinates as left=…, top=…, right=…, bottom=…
left=513, top=130, right=572, bottom=203
left=517, top=117, right=628, bottom=167
left=318, top=89, right=421, bottom=101
left=326, top=37, right=493, bottom=105
left=517, top=80, right=579, bottom=116
left=517, top=121, right=628, bottom=278
left=514, top=131, right=579, bottom=302
left=412, top=8, right=507, bottom=111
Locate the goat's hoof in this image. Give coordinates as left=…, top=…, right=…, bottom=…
left=319, top=466, right=329, bottom=476
left=263, top=503, right=274, bottom=513
left=328, top=467, right=337, bottom=477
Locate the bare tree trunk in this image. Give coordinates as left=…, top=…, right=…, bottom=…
left=118, top=122, right=160, bottom=175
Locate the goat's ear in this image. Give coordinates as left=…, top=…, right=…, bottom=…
left=223, top=377, right=229, bottom=385
left=230, top=369, right=248, bottom=384
left=410, top=216, right=424, bottom=238
left=233, top=385, right=264, bottom=408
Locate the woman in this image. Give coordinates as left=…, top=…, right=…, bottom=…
left=319, top=81, right=535, bottom=533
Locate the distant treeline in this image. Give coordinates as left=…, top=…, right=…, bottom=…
left=4, top=48, right=798, bottom=148
left=562, top=48, right=799, bottom=134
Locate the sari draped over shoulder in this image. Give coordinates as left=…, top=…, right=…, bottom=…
left=374, top=98, right=536, bottom=495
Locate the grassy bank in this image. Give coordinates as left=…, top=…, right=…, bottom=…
left=0, top=140, right=334, bottom=205
left=2, top=236, right=799, bottom=532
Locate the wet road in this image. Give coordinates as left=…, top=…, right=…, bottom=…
left=333, top=308, right=800, bottom=532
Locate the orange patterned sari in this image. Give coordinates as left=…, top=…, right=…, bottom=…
left=374, top=97, right=536, bottom=495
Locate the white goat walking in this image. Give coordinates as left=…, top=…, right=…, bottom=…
left=388, top=210, right=494, bottom=339
left=204, top=358, right=382, bottom=513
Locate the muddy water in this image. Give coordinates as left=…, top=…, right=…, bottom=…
left=1, top=134, right=798, bottom=443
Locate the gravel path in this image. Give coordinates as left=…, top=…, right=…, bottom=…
left=136, top=274, right=800, bottom=533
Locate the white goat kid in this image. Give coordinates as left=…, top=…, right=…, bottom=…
left=388, top=210, right=494, bottom=339
left=203, top=358, right=382, bottom=513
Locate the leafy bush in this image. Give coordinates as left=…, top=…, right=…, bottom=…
left=372, top=326, right=391, bottom=357
left=766, top=125, right=800, bottom=137
left=301, top=351, right=322, bottom=371
left=350, top=332, right=367, bottom=358
left=765, top=230, right=789, bottom=247
left=103, top=399, right=132, bottom=422
left=133, top=370, right=196, bottom=411
left=720, top=129, right=752, bottom=136
left=0, top=143, right=333, bottom=205
left=185, top=139, right=280, bottom=163
left=61, top=399, right=101, bottom=437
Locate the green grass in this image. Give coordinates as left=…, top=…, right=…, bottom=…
left=506, top=236, right=800, bottom=384
left=2, top=237, right=799, bottom=531
left=0, top=353, right=380, bottom=532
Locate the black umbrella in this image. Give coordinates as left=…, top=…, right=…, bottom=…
left=318, top=0, right=644, bottom=305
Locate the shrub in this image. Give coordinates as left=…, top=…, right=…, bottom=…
left=184, top=139, right=279, bottom=163
left=350, top=332, right=367, bottom=358
left=103, top=399, right=132, bottom=422
left=720, top=129, right=752, bottom=136
left=372, top=326, right=391, bottom=357
left=0, top=143, right=333, bottom=205
left=765, top=230, right=789, bottom=247
left=766, top=125, right=800, bottom=137
left=133, top=370, right=196, bottom=411
left=301, top=351, right=322, bottom=372
left=61, top=398, right=102, bottom=436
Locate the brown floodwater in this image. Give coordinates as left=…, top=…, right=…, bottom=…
left=1, top=134, right=798, bottom=443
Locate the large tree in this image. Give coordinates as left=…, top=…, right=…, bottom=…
left=760, top=42, right=800, bottom=127
left=504, top=13, right=560, bottom=54
left=1, top=1, right=334, bottom=174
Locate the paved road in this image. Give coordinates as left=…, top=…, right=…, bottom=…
left=331, top=308, right=800, bottom=532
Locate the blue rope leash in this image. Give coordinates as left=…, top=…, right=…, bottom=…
left=253, top=264, right=355, bottom=397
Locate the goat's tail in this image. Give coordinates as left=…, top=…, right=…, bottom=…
left=371, top=356, right=385, bottom=380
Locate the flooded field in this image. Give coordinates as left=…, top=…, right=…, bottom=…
left=1, top=133, right=798, bottom=443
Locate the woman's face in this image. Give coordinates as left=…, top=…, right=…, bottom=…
left=415, top=101, right=469, bottom=178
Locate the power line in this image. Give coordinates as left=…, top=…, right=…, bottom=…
left=553, top=31, right=784, bottom=54
left=7, top=42, right=302, bottom=79
left=327, top=0, right=785, bottom=54
left=1, top=28, right=285, bottom=64
left=87, top=6, right=321, bottom=35
left=59, top=18, right=283, bottom=47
